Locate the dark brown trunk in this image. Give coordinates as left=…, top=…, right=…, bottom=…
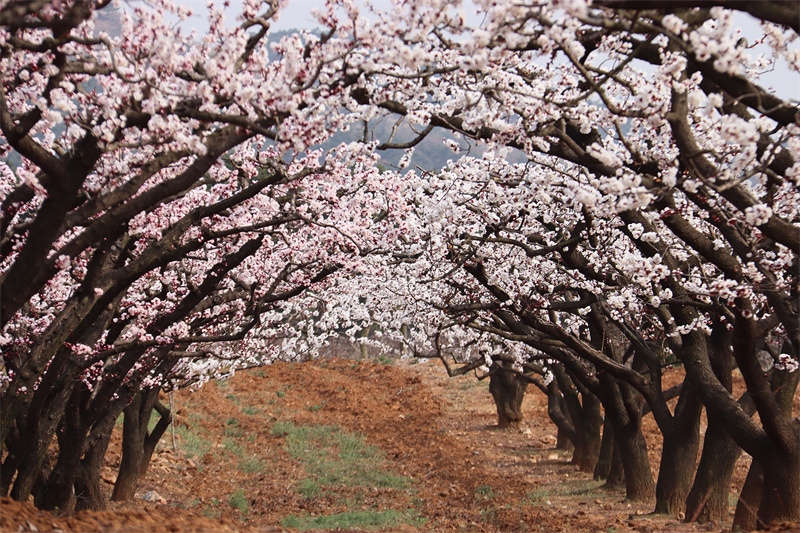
left=556, top=424, right=574, bottom=452
left=488, top=362, right=527, bottom=430
left=653, top=383, right=702, bottom=516
left=733, top=460, right=763, bottom=531
left=615, top=421, right=655, bottom=501
left=594, top=415, right=614, bottom=481
left=111, top=395, right=145, bottom=501
left=552, top=365, right=601, bottom=473
left=75, top=428, right=113, bottom=511
left=599, top=374, right=654, bottom=502
left=545, top=381, right=577, bottom=449
left=685, top=322, right=746, bottom=523
left=758, top=443, right=800, bottom=524
left=111, top=388, right=171, bottom=501
left=30, top=454, right=53, bottom=509
left=684, top=418, right=743, bottom=523
left=603, top=442, right=625, bottom=490
left=9, top=427, right=57, bottom=502
left=38, top=388, right=85, bottom=511
left=139, top=400, right=172, bottom=478
left=7, top=381, right=75, bottom=502
left=578, top=393, right=603, bottom=473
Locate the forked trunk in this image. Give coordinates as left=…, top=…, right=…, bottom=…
left=758, top=443, right=800, bottom=523
left=603, top=442, right=625, bottom=490
left=488, top=362, right=527, bottom=430
left=75, top=429, right=113, bottom=511
left=599, top=374, right=654, bottom=502
left=733, top=460, right=763, bottom=531
left=112, top=389, right=172, bottom=501
left=684, top=418, right=743, bottom=523
left=594, top=415, right=613, bottom=481
left=653, top=384, right=702, bottom=516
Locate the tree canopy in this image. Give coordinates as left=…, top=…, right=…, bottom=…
left=1, top=0, right=798, bottom=525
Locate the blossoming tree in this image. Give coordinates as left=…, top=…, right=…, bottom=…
left=0, top=0, right=413, bottom=511
left=2, top=0, right=799, bottom=527
left=344, top=0, right=799, bottom=524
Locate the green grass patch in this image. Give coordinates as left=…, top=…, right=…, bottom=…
left=239, top=455, right=267, bottom=474
left=523, top=487, right=551, bottom=505
left=174, top=424, right=211, bottom=458
left=281, top=509, right=420, bottom=531
left=270, top=421, right=412, bottom=492
left=241, top=405, right=261, bottom=415
left=228, top=489, right=249, bottom=513
left=222, top=435, right=267, bottom=474
left=475, top=485, right=495, bottom=500
left=306, top=402, right=327, bottom=412
left=223, top=418, right=244, bottom=438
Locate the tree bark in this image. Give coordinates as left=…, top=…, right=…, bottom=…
left=684, top=417, right=744, bottom=523
left=556, top=423, right=575, bottom=452
left=733, top=460, right=763, bottom=531
left=758, top=443, right=800, bottom=525
left=488, top=361, right=528, bottom=430
left=594, top=415, right=614, bottom=481
left=38, top=387, right=85, bottom=511
left=653, top=381, right=703, bottom=516
left=603, top=442, right=626, bottom=490
left=552, top=365, right=602, bottom=472
left=599, top=374, right=655, bottom=502
left=75, top=428, right=113, bottom=511
left=685, top=327, right=751, bottom=524
left=112, top=388, right=172, bottom=501
left=544, top=380, right=577, bottom=449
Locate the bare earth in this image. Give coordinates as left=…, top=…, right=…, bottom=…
left=2, top=357, right=795, bottom=532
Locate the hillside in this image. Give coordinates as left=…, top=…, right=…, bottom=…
left=0, top=357, right=782, bottom=533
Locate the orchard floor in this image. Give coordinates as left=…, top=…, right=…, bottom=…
left=2, top=357, right=794, bottom=533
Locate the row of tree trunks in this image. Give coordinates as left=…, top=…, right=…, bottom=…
left=1, top=387, right=171, bottom=512
left=112, top=390, right=173, bottom=501
left=487, top=355, right=783, bottom=523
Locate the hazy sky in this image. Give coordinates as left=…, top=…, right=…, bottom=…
left=169, top=1, right=797, bottom=100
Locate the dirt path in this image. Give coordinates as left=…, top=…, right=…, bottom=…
left=0, top=358, right=765, bottom=532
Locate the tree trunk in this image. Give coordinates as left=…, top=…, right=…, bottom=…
left=603, top=442, right=625, bottom=490
left=577, top=392, right=603, bottom=473
left=488, top=361, right=527, bottom=430
left=556, top=424, right=575, bottom=452
left=684, top=418, right=744, bottom=523
left=685, top=322, right=747, bottom=523
left=758, top=439, right=800, bottom=524
left=594, top=415, right=614, bottom=481
left=733, top=460, right=763, bottom=531
left=544, top=380, right=577, bottom=449
left=615, top=420, right=655, bottom=501
left=653, top=383, right=703, bottom=516
left=600, top=374, right=655, bottom=502
left=38, top=387, right=85, bottom=511
left=111, top=388, right=172, bottom=501
left=552, top=365, right=602, bottom=472
left=75, top=428, right=113, bottom=511
left=8, top=383, right=75, bottom=502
